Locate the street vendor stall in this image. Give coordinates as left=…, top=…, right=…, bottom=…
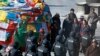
left=0, top=0, right=51, bottom=51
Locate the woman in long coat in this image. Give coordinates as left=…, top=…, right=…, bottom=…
left=80, top=20, right=91, bottom=53
left=85, top=39, right=100, bottom=56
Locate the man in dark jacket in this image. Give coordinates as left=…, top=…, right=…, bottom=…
left=68, top=8, right=77, bottom=23
left=62, top=8, right=77, bottom=38
left=71, top=19, right=81, bottom=56
left=62, top=17, right=73, bottom=39
left=51, top=13, right=61, bottom=46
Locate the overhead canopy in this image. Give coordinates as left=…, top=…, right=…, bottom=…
left=76, top=0, right=100, bottom=4
left=86, top=0, right=100, bottom=3
left=76, top=2, right=87, bottom=6
left=76, top=0, right=100, bottom=6
left=88, top=3, right=100, bottom=7
left=76, top=0, right=87, bottom=5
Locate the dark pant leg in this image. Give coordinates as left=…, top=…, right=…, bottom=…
left=90, top=29, right=96, bottom=38
left=68, top=50, right=74, bottom=56
left=74, top=45, right=80, bottom=56
left=82, top=46, right=87, bottom=54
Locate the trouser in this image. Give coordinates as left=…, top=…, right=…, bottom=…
left=68, top=50, right=75, bottom=56
left=74, top=44, right=80, bottom=56
left=90, top=29, right=96, bottom=38
left=82, top=46, right=88, bottom=54
left=55, top=52, right=66, bottom=56
left=75, top=49, right=79, bottom=56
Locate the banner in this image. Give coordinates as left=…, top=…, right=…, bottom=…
left=0, top=30, right=7, bottom=41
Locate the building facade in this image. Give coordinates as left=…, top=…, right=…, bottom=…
left=76, top=0, right=100, bottom=18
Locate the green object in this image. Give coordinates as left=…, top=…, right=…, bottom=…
left=3, top=0, right=8, bottom=2
left=14, top=20, right=27, bottom=47
left=0, top=0, right=8, bottom=6
left=0, top=0, right=2, bottom=2
left=34, top=32, right=39, bottom=38
left=37, top=15, right=43, bottom=22
left=34, top=32, right=39, bottom=43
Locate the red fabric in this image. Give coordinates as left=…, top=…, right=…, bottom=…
left=0, top=21, right=17, bottom=45
left=28, top=16, right=35, bottom=23
left=34, top=9, right=42, bottom=13
left=0, top=36, right=14, bottom=45
left=6, top=21, right=17, bottom=45
left=47, top=24, right=51, bottom=32
left=6, top=21, right=17, bottom=33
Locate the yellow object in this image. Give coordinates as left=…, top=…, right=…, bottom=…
left=27, top=24, right=36, bottom=32
left=35, top=3, right=44, bottom=10
left=0, top=10, right=7, bottom=22
left=33, top=0, right=39, bottom=3
left=0, top=2, right=7, bottom=6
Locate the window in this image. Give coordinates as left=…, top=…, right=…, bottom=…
left=84, top=4, right=90, bottom=14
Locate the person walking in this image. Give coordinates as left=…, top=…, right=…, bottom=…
left=68, top=8, right=77, bottom=23
left=80, top=20, right=91, bottom=54
left=87, top=8, right=99, bottom=38
left=51, top=13, right=61, bottom=46
left=71, top=18, right=81, bottom=56
left=62, top=15, right=73, bottom=39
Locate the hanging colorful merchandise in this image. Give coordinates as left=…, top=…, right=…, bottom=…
left=5, top=21, right=18, bottom=45
left=27, top=23, right=36, bottom=32
left=0, top=10, right=8, bottom=22
left=6, top=12, right=18, bottom=21
left=0, top=20, right=18, bottom=45
left=0, top=0, right=52, bottom=49
left=14, top=20, right=27, bottom=48
left=26, top=0, right=36, bottom=7
left=18, top=0, right=25, bottom=3
left=0, top=0, right=8, bottom=6
left=0, top=22, right=8, bottom=42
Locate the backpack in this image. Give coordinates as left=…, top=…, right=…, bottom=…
left=67, top=37, right=75, bottom=50
left=54, top=42, right=63, bottom=56
left=25, top=51, right=37, bottom=56
left=37, top=46, right=49, bottom=56
left=82, top=35, right=91, bottom=47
